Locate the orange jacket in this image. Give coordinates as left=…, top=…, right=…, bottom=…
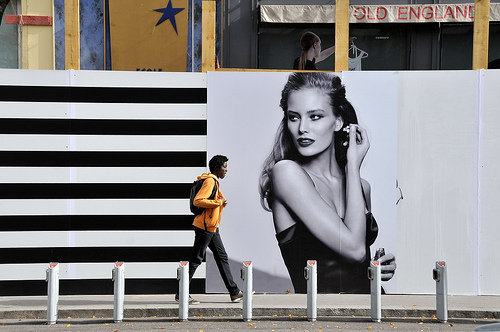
left=192, top=173, right=225, bottom=232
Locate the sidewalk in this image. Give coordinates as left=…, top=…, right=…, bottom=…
left=0, top=294, right=498, bottom=320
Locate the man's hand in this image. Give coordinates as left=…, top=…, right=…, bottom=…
left=219, top=194, right=227, bottom=207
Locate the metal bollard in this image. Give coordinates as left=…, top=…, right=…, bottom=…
left=304, top=260, right=317, bottom=322
left=433, top=261, right=448, bottom=323
left=177, top=261, right=189, bottom=321
left=368, top=260, right=381, bottom=322
left=240, top=261, right=253, bottom=321
left=46, top=262, right=59, bottom=325
left=112, top=261, right=125, bottom=323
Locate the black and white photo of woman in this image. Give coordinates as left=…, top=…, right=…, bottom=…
left=259, top=72, right=396, bottom=293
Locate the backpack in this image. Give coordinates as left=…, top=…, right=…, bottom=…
left=189, top=178, right=218, bottom=215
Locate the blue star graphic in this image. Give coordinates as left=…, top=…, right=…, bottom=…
left=154, top=0, right=185, bottom=34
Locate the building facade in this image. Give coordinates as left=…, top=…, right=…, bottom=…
left=1, top=0, right=499, bottom=71
left=222, top=0, right=500, bottom=70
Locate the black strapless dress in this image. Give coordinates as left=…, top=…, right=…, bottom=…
left=276, top=212, right=378, bottom=293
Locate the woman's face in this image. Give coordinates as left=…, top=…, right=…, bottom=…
left=286, top=88, right=338, bottom=157
left=313, top=39, right=321, bottom=58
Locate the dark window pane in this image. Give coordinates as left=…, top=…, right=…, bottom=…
left=489, top=23, right=500, bottom=68
left=441, top=23, right=473, bottom=70
left=349, top=23, right=408, bottom=70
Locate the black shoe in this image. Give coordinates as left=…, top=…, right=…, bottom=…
left=230, top=291, right=243, bottom=302
left=175, top=294, right=200, bottom=305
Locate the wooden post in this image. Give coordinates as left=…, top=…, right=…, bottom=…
left=65, top=0, right=80, bottom=70
left=19, top=0, right=55, bottom=69
left=335, top=0, right=349, bottom=72
left=472, top=0, right=490, bottom=70
left=202, top=0, right=216, bottom=72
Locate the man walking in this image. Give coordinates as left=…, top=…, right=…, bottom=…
left=176, top=155, right=243, bottom=304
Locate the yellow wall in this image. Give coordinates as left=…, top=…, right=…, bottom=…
left=108, top=0, right=189, bottom=72
left=21, top=0, right=54, bottom=69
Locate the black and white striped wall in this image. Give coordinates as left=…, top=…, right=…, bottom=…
left=0, top=69, right=207, bottom=295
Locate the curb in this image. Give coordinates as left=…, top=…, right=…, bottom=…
left=1, top=308, right=499, bottom=320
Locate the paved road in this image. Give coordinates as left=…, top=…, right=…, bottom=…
left=1, top=316, right=498, bottom=332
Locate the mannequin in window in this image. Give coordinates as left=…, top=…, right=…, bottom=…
left=293, top=32, right=335, bottom=70
left=348, top=38, right=368, bottom=71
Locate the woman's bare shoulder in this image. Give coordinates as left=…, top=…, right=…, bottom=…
left=272, top=160, right=306, bottom=181
left=272, top=160, right=315, bottom=195
left=274, top=159, right=300, bottom=171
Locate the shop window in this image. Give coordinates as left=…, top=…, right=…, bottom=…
left=439, top=22, right=500, bottom=70
left=0, top=0, right=19, bottom=69
left=258, top=23, right=409, bottom=71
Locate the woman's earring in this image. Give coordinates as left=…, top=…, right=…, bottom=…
left=342, top=126, right=350, bottom=146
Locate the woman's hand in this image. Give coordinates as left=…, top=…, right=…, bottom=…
left=346, top=124, right=370, bottom=170
left=379, top=253, right=396, bottom=281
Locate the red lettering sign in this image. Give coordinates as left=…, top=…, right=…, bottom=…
left=307, top=260, right=316, bottom=266
left=366, top=7, right=376, bottom=20
left=354, top=7, right=366, bottom=20
left=435, top=6, right=445, bottom=20
left=349, top=4, right=480, bottom=23
left=377, top=7, right=387, bottom=20
left=49, top=263, right=58, bottom=268
left=444, top=6, right=454, bottom=19
left=409, top=7, right=420, bottom=20
left=469, top=6, right=475, bottom=19
left=243, top=261, right=252, bottom=267
left=456, top=6, right=466, bottom=19
left=422, top=7, right=433, bottom=19
left=438, top=262, right=446, bottom=267
left=398, top=7, right=408, bottom=20
left=180, top=262, right=188, bottom=267
left=372, top=261, right=380, bottom=266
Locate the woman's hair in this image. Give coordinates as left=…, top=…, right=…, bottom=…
left=297, top=32, right=320, bottom=70
left=259, top=72, right=358, bottom=210
left=209, top=155, right=228, bottom=173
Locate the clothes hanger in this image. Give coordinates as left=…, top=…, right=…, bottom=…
left=349, top=38, right=369, bottom=58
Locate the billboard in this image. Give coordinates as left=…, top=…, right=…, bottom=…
left=206, top=71, right=398, bottom=294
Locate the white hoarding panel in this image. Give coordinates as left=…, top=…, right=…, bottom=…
left=397, top=71, right=478, bottom=295
left=479, top=70, right=500, bottom=295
